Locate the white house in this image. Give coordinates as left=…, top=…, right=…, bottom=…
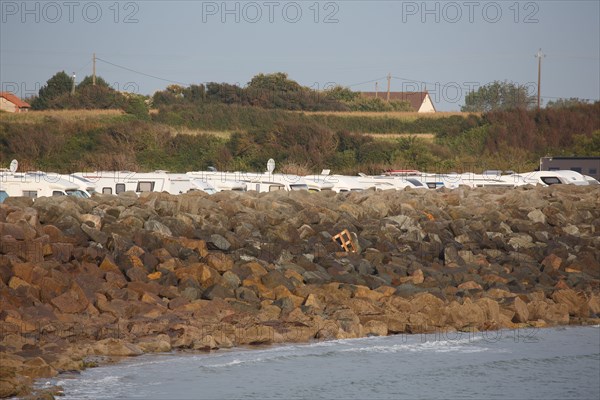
left=360, top=91, right=436, bottom=113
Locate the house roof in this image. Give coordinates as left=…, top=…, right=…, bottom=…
left=0, top=92, right=31, bottom=108
left=360, top=91, right=432, bottom=112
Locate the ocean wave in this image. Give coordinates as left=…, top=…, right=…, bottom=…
left=340, top=336, right=488, bottom=354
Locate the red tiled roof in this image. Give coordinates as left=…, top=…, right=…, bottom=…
left=360, top=92, right=431, bottom=112
left=0, top=92, right=31, bottom=108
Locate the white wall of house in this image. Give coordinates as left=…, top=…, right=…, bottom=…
left=417, top=94, right=436, bottom=113
left=0, top=97, right=18, bottom=113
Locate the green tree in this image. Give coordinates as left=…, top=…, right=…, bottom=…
left=247, top=72, right=303, bottom=93
left=123, top=95, right=150, bottom=119
left=325, top=86, right=359, bottom=102
left=47, top=85, right=125, bottom=110
left=77, top=75, right=111, bottom=89
left=31, top=71, right=74, bottom=110
left=462, top=81, right=535, bottom=112
left=183, top=84, right=206, bottom=102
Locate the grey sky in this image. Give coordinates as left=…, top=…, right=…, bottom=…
left=1, top=0, right=599, bottom=110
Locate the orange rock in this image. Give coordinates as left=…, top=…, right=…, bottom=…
left=273, top=285, right=293, bottom=300
left=458, top=281, right=483, bottom=291
left=50, top=283, right=89, bottom=314
left=554, top=280, right=569, bottom=290
left=125, top=245, right=144, bottom=258
left=22, top=357, right=58, bottom=379
left=303, top=293, right=321, bottom=309
left=99, top=257, right=120, bottom=273
left=8, top=276, right=31, bottom=290
left=373, top=286, right=394, bottom=298
left=284, top=269, right=305, bottom=286
left=353, top=285, right=384, bottom=301
left=12, top=262, right=34, bottom=283
left=147, top=271, right=162, bottom=280
left=242, top=262, right=268, bottom=277
left=552, top=289, right=589, bottom=317
left=541, top=253, right=563, bottom=271
left=206, top=253, right=233, bottom=273
left=363, top=319, right=388, bottom=336
left=179, top=238, right=209, bottom=258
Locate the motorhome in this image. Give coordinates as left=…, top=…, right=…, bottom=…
left=302, top=172, right=335, bottom=192
left=62, top=174, right=97, bottom=196
left=0, top=171, right=89, bottom=200
left=187, top=160, right=309, bottom=193
left=515, top=170, right=591, bottom=186
left=185, top=171, right=247, bottom=192
left=73, top=170, right=169, bottom=195
left=303, top=173, right=424, bottom=193
left=457, top=171, right=529, bottom=188
left=197, top=171, right=307, bottom=193
left=167, top=173, right=217, bottom=194
left=73, top=171, right=217, bottom=195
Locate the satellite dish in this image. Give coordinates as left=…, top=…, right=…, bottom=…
left=266, top=158, right=275, bottom=174
left=9, top=159, right=18, bottom=173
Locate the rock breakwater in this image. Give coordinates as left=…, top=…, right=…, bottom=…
left=1, top=185, right=599, bottom=397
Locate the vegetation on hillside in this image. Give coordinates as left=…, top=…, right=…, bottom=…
left=1, top=103, right=598, bottom=174
left=5, top=71, right=598, bottom=175
left=153, top=102, right=477, bottom=135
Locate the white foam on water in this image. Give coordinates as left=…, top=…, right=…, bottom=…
left=341, top=336, right=488, bottom=354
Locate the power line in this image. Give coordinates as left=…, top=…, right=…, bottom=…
left=95, top=57, right=190, bottom=86
left=74, top=60, right=92, bottom=76
left=346, top=76, right=388, bottom=88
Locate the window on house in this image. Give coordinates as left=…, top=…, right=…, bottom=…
left=102, top=187, right=112, bottom=194
left=571, top=167, right=582, bottom=173
left=589, top=169, right=597, bottom=175
left=549, top=167, right=559, bottom=171
left=115, top=184, right=126, bottom=194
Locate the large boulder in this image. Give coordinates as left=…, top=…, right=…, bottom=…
left=92, top=339, right=143, bottom=356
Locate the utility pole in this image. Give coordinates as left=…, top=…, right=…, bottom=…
left=386, top=73, right=391, bottom=102
left=93, top=53, right=96, bottom=86
left=535, top=48, right=545, bottom=110
left=71, top=73, right=76, bottom=95
left=375, top=82, right=379, bottom=98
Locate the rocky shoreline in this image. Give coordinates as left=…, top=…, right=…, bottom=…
left=1, top=186, right=599, bottom=398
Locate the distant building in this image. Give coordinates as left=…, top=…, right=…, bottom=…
left=0, top=92, right=31, bottom=113
left=360, top=91, right=436, bottom=113
left=540, top=156, right=600, bottom=180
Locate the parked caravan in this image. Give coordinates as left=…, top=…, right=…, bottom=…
left=516, top=170, right=591, bottom=186
left=0, top=172, right=89, bottom=200
left=457, top=171, right=528, bottom=188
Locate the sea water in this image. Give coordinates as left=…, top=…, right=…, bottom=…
left=44, top=325, right=600, bottom=400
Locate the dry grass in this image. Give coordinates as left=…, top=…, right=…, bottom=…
left=169, top=126, right=234, bottom=139
left=297, top=111, right=477, bottom=120
left=0, top=109, right=125, bottom=124
left=365, top=133, right=436, bottom=141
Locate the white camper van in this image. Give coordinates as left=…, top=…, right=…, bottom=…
left=0, top=160, right=89, bottom=201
